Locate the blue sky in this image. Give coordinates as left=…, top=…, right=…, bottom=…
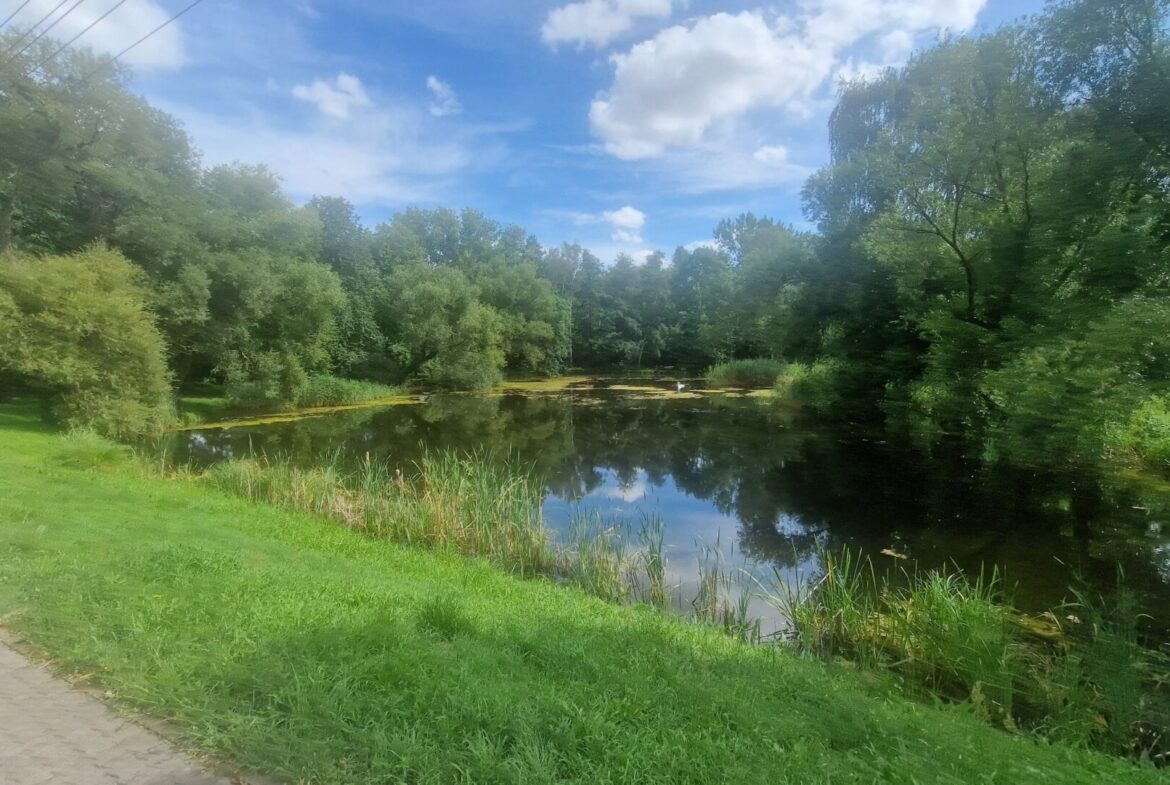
left=8, top=0, right=1046, bottom=259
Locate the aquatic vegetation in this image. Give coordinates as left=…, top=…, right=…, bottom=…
left=706, top=359, right=785, bottom=388
left=498, top=375, right=592, bottom=393
left=171, top=394, right=422, bottom=432
left=203, top=450, right=673, bottom=608
left=689, top=537, right=763, bottom=644
left=772, top=359, right=844, bottom=411
left=766, top=549, right=1170, bottom=760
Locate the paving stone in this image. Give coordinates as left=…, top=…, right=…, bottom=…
left=0, top=632, right=245, bottom=785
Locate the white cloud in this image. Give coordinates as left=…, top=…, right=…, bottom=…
left=168, top=99, right=472, bottom=207
left=426, top=75, right=462, bottom=117
left=590, top=1, right=986, bottom=160
left=292, top=72, right=371, bottom=119
left=8, top=0, right=186, bottom=69
left=753, top=144, right=790, bottom=164
left=542, top=0, right=674, bottom=49
left=568, top=204, right=648, bottom=242
left=602, top=205, right=646, bottom=242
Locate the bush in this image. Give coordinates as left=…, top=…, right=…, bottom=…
left=294, top=375, right=400, bottom=408
left=1105, top=395, right=1170, bottom=474
left=774, top=358, right=844, bottom=411
left=706, top=358, right=785, bottom=388
left=227, top=371, right=401, bottom=412
left=0, top=246, right=172, bottom=439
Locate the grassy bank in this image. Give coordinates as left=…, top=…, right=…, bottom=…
left=0, top=404, right=1162, bottom=783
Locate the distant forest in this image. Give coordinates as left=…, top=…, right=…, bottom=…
left=1, top=0, right=1168, bottom=474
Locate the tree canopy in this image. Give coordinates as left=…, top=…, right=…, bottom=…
left=1, top=0, right=1168, bottom=472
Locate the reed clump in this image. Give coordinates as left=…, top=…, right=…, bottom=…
left=768, top=549, right=1170, bottom=762
left=206, top=451, right=555, bottom=575
left=203, top=452, right=669, bottom=605
left=706, top=358, right=785, bottom=388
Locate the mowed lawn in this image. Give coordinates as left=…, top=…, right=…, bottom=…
left=0, top=404, right=1160, bottom=784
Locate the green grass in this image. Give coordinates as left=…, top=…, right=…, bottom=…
left=770, top=550, right=1170, bottom=761
left=0, top=403, right=1163, bottom=784
left=706, top=359, right=785, bottom=388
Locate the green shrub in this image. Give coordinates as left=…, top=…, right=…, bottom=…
left=0, top=246, right=172, bottom=439
left=774, top=358, right=844, bottom=410
left=294, top=375, right=400, bottom=408
left=1106, top=395, right=1170, bottom=474
left=706, top=358, right=785, bottom=388
left=226, top=371, right=402, bottom=412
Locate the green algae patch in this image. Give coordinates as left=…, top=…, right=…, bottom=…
left=605, top=384, right=665, bottom=393
left=170, top=395, right=423, bottom=431
left=498, top=376, right=593, bottom=393
left=628, top=391, right=705, bottom=401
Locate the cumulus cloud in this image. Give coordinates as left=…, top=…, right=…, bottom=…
left=426, top=75, right=462, bottom=117
left=292, top=72, right=371, bottom=119
left=7, top=0, right=186, bottom=69
left=601, top=205, right=646, bottom=242
left=165, top=95, right=475, bottom=207
left=542, top=0, right=674, bottom=49
left=590, top=0, right=985, bottom=159
left=561, top=205, right=650, bottom=251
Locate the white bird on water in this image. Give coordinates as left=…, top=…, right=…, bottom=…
left=676, top=382, right=686, bottom=392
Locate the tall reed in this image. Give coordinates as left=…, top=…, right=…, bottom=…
left=205, top=450, right=556, bottom=576
left=690, top=537, right=762, bottom=643
left=204, top=452, right=674, bottom=607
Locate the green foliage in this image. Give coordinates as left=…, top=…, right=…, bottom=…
left=0, top=246, right=172, bottom=437
left=4, top=3, right=1170, bottom=475
left=293, top=376, right=400, bottom=408
left=0, top=408, right=1162, bottom=783
left=773, top=549, right=1170, bottom=760
left=1107, top=396, right=1170, bottom=473
left=226, top=373, right=401, bottom=412
left=774, top=359, right=844, bottom=412
left=706, top=359, right=785, bottom=388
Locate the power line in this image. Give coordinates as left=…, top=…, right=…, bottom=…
left=0, top=0, right=71, bottom=56
left=36, top=0, right=126, bottom=68
left=104, top=0, right=203, bottom=66
left=0, top=1, right=35, bottom=32
left=7, top=0, right=88, bottom=61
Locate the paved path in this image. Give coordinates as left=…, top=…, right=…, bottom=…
left=0, top=632, right=235, bottom=785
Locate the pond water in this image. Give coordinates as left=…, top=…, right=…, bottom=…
left=167, top=378, right=1170, bottom=635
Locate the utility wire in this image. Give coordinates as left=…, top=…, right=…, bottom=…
left=0, top=0, right=70, bottom=55
left=103, top=0, right=203, bottom=67
left=0, top=0, right=35, bottom=32
left=7, top=0, right=87, bottom=61
left=36, top=0, right=127, bottom=68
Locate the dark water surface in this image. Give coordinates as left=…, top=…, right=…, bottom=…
left=168, top=379, right=1170, bottom=634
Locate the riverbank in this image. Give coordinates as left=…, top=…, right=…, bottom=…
left=0, top=403, right=1161, bottom=783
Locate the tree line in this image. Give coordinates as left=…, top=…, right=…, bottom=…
left=2, top=0, right=1168, bottom=477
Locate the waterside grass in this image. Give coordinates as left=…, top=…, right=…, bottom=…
left=769, top=549, right=1170, bottom=762
left=204, top=451, right=669, bottom=607
left=706, top=359, right=785, bottom=388
left=0, top=403, right=1164, bottom=783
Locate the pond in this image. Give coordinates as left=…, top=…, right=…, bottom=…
left=166, top=377, right=1170, bottom=636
